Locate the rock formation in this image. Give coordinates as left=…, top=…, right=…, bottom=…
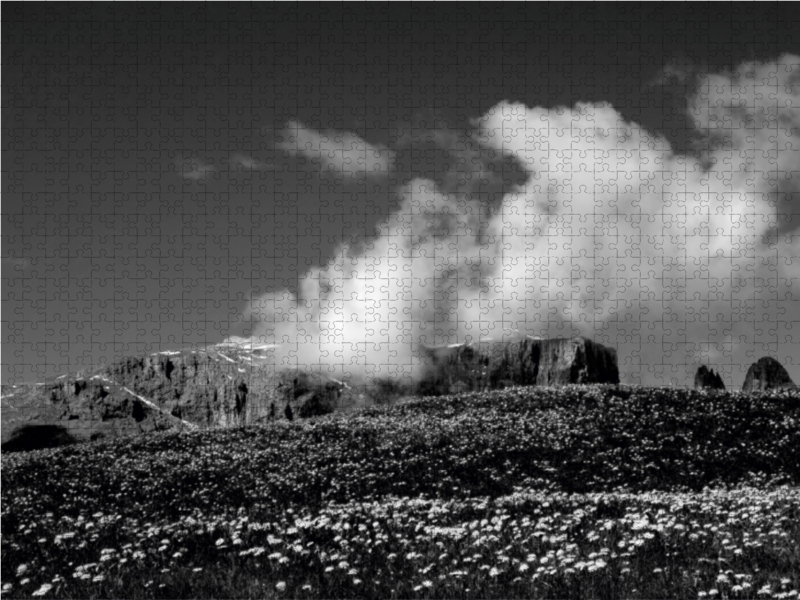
left=742, top=357, right=796, bottom=393
left=694, top=365, right=725, bottom=390
left=1, top=335, right=622, bottom=447
left=417, top=336, right=619, bottom=396
left=0, top=378, right=189, bottom=449
left=0, top=341, right=360, bottom=448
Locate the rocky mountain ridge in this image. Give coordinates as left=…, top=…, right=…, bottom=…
left=3, top=337, right=798, bottom=452
left=416, top=336, right=620, bottom=395
left=1, top=338, right=360, bottom=448
left=742, top=357, right=797, bottom=393
left=694, top=366, right=726, bottom=391
left=1, top=335, right=620, bottom=448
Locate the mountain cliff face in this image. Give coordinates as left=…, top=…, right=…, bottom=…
left=742, top=357, right=796, bottom=393
left=694, top=366, right=726, bottom=391
left=1, top=336, right=620, bottom=448
left=417, top=336, right=620, bottom=396
left=1, top=377, right=193, bottom=449
left=1, top=340, right=359, bottom=447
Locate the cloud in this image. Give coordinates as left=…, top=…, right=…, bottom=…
left=278, top=120, right=393, bottom=178
left=179, top=160, right=216, bottom=180
left=247, top=55, right=800, bottom=387
left=1, top=257, right=30, bottom=272
left=228, top=154, right=276, bottom=172
left=689, top=55, right=800, bottom=238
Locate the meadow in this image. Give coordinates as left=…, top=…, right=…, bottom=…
left=2, top=384, right=799, bottom=599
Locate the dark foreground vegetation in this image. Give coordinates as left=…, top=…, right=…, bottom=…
left=2, top=385, right=799, bottom=599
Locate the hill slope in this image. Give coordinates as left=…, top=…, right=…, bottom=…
left=2, top=385, right=800, bottom=598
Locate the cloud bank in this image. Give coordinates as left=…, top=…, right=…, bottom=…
left=247, top=55, right=800, bottom=387
left=179, top=159, right=216, bottom=180
left=278, top=120, right=394, bottom=179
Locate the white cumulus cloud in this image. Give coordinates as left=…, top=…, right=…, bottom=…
left=248, top=55, right=800, bottom=387
left=278, top=120, right=393, bottom=179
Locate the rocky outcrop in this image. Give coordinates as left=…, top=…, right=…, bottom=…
left=1, top=343, right=360, bottom=447
left=417, top=336, right=619, bottom=396
left=103, top=354, right=353, bottom=428
left=1, top=336, right=622, bottom=446
left=694, top=366, right=725, bottom=390
left=1, top=378, right=188, bottom=449
left=742, top=357, right=796, bottom=393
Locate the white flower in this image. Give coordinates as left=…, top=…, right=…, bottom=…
left=276, top=582, right=286, bottom=592
left=31, top=584, right=53, bottom=597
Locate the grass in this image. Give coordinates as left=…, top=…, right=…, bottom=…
left=2, top=384, right=799, bottom=599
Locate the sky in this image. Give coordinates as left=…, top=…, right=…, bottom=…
left=3, top=3, right=800, bottom=388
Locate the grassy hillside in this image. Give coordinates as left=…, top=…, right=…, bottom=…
left=2, top=385, right=799, bottom=599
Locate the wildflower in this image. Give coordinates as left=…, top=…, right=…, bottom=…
left=276, top=582, right=286, bottom=592
left=32, top=584, right=53, bottom=597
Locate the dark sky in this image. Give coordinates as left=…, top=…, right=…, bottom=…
left=3, top=3, right=800, bottom=387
